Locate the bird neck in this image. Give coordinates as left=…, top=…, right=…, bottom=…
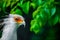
left=0, top=22, right=17, bottom=40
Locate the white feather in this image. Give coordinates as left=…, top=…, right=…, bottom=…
left=0, top=18, right=17, bottom=40
left=0, top=14, right=25, bottom=40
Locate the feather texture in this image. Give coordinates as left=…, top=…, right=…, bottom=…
left=0, top=18, right=17, bottom=40
left=0, top=14, right=25, bottom=40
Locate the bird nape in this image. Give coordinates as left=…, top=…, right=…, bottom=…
left=0, top=14, right=25, bottom=40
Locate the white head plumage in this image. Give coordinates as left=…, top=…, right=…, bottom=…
left=0, top=14, right=25, bottom=40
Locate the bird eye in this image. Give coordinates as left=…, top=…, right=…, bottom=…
left=14, top=17, right=23, bottom=23
left=15, top=17, right=19, bottom=20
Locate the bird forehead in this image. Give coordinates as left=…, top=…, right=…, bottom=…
left=9, top=14, right=24, bottom=23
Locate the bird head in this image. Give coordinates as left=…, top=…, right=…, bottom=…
left=0, top=14, right=25, bottom=40
left=9, top=14, right=25, bottom=27
left=3, top=14, right=25, bottom=28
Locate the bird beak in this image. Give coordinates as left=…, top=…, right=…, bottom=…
left=22, top=20, right=26, bottom=27
left=18, top=20, right=26, bottom=27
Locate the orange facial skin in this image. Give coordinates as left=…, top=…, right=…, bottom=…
left=14, top=16, right=23, bottom=23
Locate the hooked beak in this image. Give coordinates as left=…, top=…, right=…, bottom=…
left=21, top=20, right=26, bottom=27
left=18, top=20, right=26, bottom=27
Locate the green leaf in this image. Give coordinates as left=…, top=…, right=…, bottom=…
left=49, top=0, right=54, bottom=2
left=19, top=0, right=23, bottom=5
left=37, top=0, right=42, bottom=5
left=10, top=5, right=17, bottom=14
left=11, top=9, right=22, bottom=15
left=15, top=9, right=22, bottom=15
left=33, top=9, right=40, bottom=18
left=6, top=0, right=11, bottom=7
left=44, top=7, right=50, bottom=14
left=2, top=2, right=6, bottom=12
left=11, top=2, right=15, bottom=7
left=51, top=7, right=56, bottom=16
left=30, top=20, right=39, bottom=33
left=22, top=1, right=30, bottom=14
left=30, top=22, right=40, bottom=34
left=17, top=0, right=23, bottom=8
left=33, top=6, right=42, bottom=18
left=53, top=15, right=58, bottom=25
left=30, top=3, right=36, bottom=9
left=49, top=15, right=58, bottom=26
left=30, top=18, right=45, bottom=34
left=32, top=0, right=42, bottom=6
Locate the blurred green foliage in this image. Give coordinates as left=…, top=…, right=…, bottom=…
left=0, top=0, right=60, bottom=40
left=30, top=0, right=57, bottom=34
